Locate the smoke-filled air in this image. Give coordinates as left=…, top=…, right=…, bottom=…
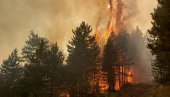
left=0, top=0, right=157, bottom=62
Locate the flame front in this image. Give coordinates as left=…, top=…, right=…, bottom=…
left=109, top=0, right=125, bottom=34
left=95, top=0, right=134, bottom=92
left=95, top=0, right=126, bottom=56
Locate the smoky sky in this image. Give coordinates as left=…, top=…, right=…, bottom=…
left=0, top=0, right=157, bottom=63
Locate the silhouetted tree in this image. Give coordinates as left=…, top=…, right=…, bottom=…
left=0, top=49, right=22, bottom=97
left=116, top=31, right=129, bottom=88
left=102, top=33, right=116, bottom=92
left=148, top=0, right=170, bottom=84
left=67, top=22, right=100, bottom=97
left=20, top=34, right=65, bottom=97
left=21, top=39, right=49, bottom=97
left=45, top=43, right=65, bottom=97
left=22, top=31, right=46, bottom=63
left=117, top=31, right=129, bottom=52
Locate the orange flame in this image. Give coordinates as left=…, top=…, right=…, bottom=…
left=95, top=0, right=125, bottom=41
left=127, top=67, right=133, bottom=83
left=95, top=0, right=134, bottom=92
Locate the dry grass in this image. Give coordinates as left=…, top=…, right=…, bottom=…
left=143, top=85, right=170, bottom=97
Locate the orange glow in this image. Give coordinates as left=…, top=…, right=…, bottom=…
left=98, top=69, right=109, bottom=93
left=95, top=0, right=134, bottom=92
left=107, top=4, right=111, bottom=9
left=97, top=66, right=134, bottom=92
left=95, top=0, right=125, bottom=43
left=127, top=67, right=133, bottom=83
left=115, top=78, right=120, bottom=90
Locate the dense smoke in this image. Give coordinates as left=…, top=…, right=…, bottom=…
left=96, top=0, right=156, bottom=83
left=0, top=0, right=157, bottom=75
left=128, top=27, right=153, bottom=83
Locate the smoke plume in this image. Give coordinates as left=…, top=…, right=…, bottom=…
left=0, top=0, right=157, bottom=69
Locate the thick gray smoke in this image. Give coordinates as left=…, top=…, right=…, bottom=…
left=128, top=27, right=153, bottom=83
left=0, top=0, right=157, bottom=67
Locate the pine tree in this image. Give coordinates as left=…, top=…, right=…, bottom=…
left=117, top=31, right=129, bottom=52
left=103, top=33, right=116, bottom=92
left=21, top=39, right=49, bottom=97
left=21, top=34, right=65, bottom=97
left=67, top=22, right=100, bottom=96
left=148, top=0, right=170, bottom=84
left=116, top=31, right=129, bottom=88
left=0, top=49, right=22, bottom=97
left=46, top=43, right=65, bottom=97
left=22, top=31, right=46, bottom=63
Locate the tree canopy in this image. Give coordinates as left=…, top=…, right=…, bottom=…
left=148, top=0, right=170, bottom=84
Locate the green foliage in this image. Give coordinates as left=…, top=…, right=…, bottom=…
left=148, top=0, right=170, bottom=84
left=22, top=31, right=48, bottom=63
left=0, top=49, right=22, bottom=97
left=0, top=22, right=104, bottom=97
left=18, top=32, right=65, bottom=97
left=67, top=21, right=100, bottom=96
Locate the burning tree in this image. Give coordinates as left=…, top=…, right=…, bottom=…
left=97, top=30, right=132, bottom=92
left=102, top=33, right=116, bottom=92
left=114, top=31, right=130, bottom=89
left=95, top=0, right=125, bottom=43
left=95, top=0, right=134, bottom=92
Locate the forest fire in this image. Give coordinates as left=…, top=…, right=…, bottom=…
left=96, top=0, right=125, bottom=42
left=95, top=0, right=134, bottom=92
left=0, top=0, right=164, bottom=96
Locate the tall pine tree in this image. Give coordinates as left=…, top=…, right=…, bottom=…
left=67, top=22, right=100, bottom=97
left=21, top=38, right=49, bottom=97
left=148, top=0, right=170, bottom=84
left=46, top=43, right=65, bottom=97
left=102, top=33, right=116, bottom=92
left=22, top=31, right=46, bottom=63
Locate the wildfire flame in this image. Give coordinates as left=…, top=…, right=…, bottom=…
left=96, top=0, right=125, bottom=42
left=95, top=0, right=134, bottom=92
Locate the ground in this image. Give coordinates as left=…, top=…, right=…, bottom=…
left=112, top=84, right=170, bottom=97
left=115, top=84, right=152, bottom=97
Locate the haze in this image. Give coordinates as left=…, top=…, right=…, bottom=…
left=0, top=0, right=157, bottom=63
